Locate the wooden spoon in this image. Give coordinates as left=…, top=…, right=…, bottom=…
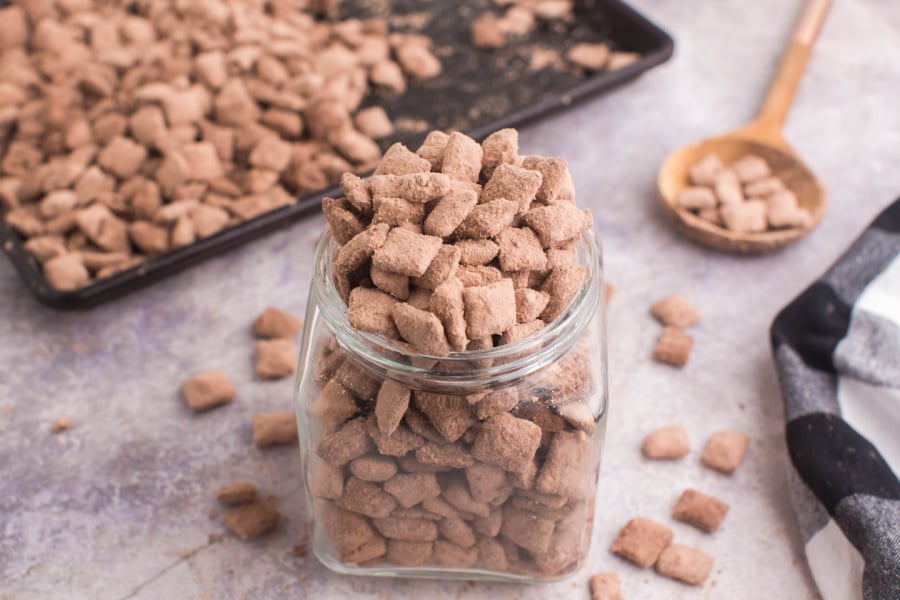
left=658, top=0, right=832, bottom=253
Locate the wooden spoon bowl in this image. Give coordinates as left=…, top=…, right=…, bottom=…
left=658, top=127, right=827, bottom=253
left=658, top=0, right=831, bottom=254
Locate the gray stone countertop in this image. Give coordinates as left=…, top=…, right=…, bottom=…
left=2, top=0, right=899, bottom=598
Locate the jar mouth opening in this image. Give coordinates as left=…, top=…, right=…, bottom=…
left=312, top=227, right=603, bottom=388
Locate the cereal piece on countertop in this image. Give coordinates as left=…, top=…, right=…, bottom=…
left=387, top=540, right=434, bottom=566
left=535, top=430, right=592, bottom=498
left=441, top=132, right=483, bottom=183
left=701, top=430, right=749, bottom=473
left=521, top=156, right=567, bottom=204
left=480, top=163, right=543, bottom=214
left=252, top=411, right=298, bottom=447
left=323, top=197, right=365, bottom=244
left=415, top=130, right=450, bottom=171
left=181, top=370, right=236, bottom=411
left=463, top=279, right=517, bottom=339
left=721, top=199, right=767, bottom=233
left=515, top=288, right=550, bottom=323
left=656, top=543, right=714, bottom=585
left=471, top=412, right=542, bottom=473
left=610, top=517, right=673, bottom=568
left=383, top=472, right=442, bottom=508
left=652, top=327, right=693, bottom=367
left=374, top=143, right=432, bottom=176
left=311, top=463, right=344, bottom=499
left=429, top=277, right=468, bottom=352
left=480, top=128, right=518, bottom=180
left=413, top=245, right=462, bottom=290
left=650, top=294, right=699, bottom=328
left=641, top=425, right=690, bottom=459
left=673, top=488, right=729, bottom=533
left=222, top=500, right=280, bottom=540
left=349, top=455, right=398, bottom=483
left=496, top=227, right=547, bottom=272
left=744, top=176, right=784, bottom=198
left=252, top=306, right=302, bottom=339
left=731, top=155, right=771, bottom=183
left=339, top=476, right=398, bottom=519
left=371, top=266, right=410, bottom=300
left=373, top=516, right=438, bottom=542
left=366, top=416, right=426, bottom=457
left=423, top=189, right=478, bottom=238
left=375, top=380, right=411, bottom=436
left=254, top=339, right=296, bottom=379
left=589, top=572, right=623, bottom=600
left=523, top=203, right=592, bottom=248
left=567, top=43, right=610, bottom=70
left=317, top=419, right=375, bottom=466
left=689, top=155, right=724, bottom=186
left=677, top=186, right=717, bottom=210
left=43, top=253, right=90, bottom=291
left=392, top=303, right=451, bottom=357
left=714, top=169, right=743, bottom=205
left=372, top=227, right=444, bottom=277
left=604, top=282, right=615, bottom=303
left=348, top=287, right=399, bottom=339
left=433, top=540, right=478, bottom=567
left=540, top=265, right=586, bottom=322
left=50, top=417, right=72, bottom=433
left=217, top=481, right=258, bottom=506
left=501, top=507, right=555, bottom=554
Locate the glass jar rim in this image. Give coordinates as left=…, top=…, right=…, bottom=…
left=311, top=227, right=603, bottom=391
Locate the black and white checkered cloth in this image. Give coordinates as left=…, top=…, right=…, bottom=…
left=771, top=199, right=900, bottom=600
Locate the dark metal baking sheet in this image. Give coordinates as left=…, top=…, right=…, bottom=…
left=0, top=0, right=673, bottom=308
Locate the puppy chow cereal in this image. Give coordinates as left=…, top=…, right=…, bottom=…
left=610, top=517, right=673, bottom=568
left=678, top=153, right=813, bottom=233
left=701, top=430, right=750, bottom=473
left=672, top=488, right=729, bottom=532
left=304, top=129, right=604, bottom=577
left=655, top=543, right=714, bottom=585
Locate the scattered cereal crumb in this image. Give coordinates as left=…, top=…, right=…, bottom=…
left=652, top=327, right=693, bottom=367
left=650, top=294, right=698, bottom=328
left=222, top=500, right=280, bottom=540
left=610, top=517, right=673, bottom=568
left=50, top=418, right=72, bottom=433
left=672, top=488, right=729, bottom=533
left=655, top=543, right=714, bottom=585
left=252, top=307, right=302, bottom=339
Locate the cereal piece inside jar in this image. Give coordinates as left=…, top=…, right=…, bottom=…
left=295, top=129, right=608, bottom=580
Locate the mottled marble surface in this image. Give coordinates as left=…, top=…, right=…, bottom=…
left=2, top=1, right=899, bottom=598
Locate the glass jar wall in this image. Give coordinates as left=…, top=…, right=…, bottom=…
left=294, top=227, right=608, bottom=582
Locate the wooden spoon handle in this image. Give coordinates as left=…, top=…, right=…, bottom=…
left=756, top=0, right=832, bottom=129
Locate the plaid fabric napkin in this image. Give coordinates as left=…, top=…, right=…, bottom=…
left=771, top=199, right=900, bottom=600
